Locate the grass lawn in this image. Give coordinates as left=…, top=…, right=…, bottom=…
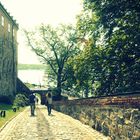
left=0, top=104, right=25, bottom=128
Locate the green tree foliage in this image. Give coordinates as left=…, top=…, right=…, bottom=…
left=65, top=7, right=102, bottom=97
left=24, top=24, right=79, bottom=98
left=86, top=0, right=140, bottom=93
left=67, top=0, right=140, bottom=97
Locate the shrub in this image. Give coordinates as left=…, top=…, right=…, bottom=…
left=13, top=94, right=29, bottom=108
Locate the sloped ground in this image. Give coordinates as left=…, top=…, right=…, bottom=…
left=0, top=105, right=111, bottom=140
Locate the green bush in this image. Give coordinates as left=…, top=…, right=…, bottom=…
left=13, top=94, right=29, bottom=108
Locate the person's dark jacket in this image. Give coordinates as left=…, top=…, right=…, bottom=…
left=29, top=94, right=35, bottom=103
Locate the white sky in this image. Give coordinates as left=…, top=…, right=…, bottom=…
left=1, top=0, right=83, bottom=64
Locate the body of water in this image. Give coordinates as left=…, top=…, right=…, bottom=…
left=18, top=70, right=45, bottom=85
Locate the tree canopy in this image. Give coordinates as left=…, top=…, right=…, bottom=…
left=65, top=0, right=140, bottom=97
left=24, top=24, right=79, bottom=98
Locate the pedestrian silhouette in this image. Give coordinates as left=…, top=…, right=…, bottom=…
left=29, top=93, right=36, bottom=116
left=46, top=92, right=52, bottom=115
left=36, top=97, right=39, bottom=104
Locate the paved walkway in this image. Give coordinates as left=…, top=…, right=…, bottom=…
left=0, top=105, right=111, bottom=140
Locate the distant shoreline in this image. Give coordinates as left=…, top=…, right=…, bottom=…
left=18, top=64, right=46, bottom=70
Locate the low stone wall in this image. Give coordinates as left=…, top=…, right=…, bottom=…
left=53, top=100, right=140, bottom=140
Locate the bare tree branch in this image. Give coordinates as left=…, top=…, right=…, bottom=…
left=24, top=30, right=57, bottom=75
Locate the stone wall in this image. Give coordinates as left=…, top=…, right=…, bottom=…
left=0, top=2, right=18, bottom=103
left=53, top=99, right=140, bottom=140
left=0, top=50, right=16, bottom=103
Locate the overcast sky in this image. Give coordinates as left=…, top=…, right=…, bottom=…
left=1, top=0, right=83, bottom=64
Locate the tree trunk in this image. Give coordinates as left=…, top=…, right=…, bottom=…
left=56, top=69, right=62, bottom=99
left=84, top=85, right=89, bottom=98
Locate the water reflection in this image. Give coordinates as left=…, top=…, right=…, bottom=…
left=18, top=70, right=45, bottom=85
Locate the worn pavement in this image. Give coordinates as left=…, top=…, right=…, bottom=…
left=0, top=105, right=111, bottom=140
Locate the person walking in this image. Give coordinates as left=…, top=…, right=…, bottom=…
left=29, top=93, right=36, bottom=116
left=46, top=92, right=52, bottom=115
left=36, top=97, right=39, bottom=104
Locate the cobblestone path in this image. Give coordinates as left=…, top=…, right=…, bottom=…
left=0, top=105, right=111, bottom=140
